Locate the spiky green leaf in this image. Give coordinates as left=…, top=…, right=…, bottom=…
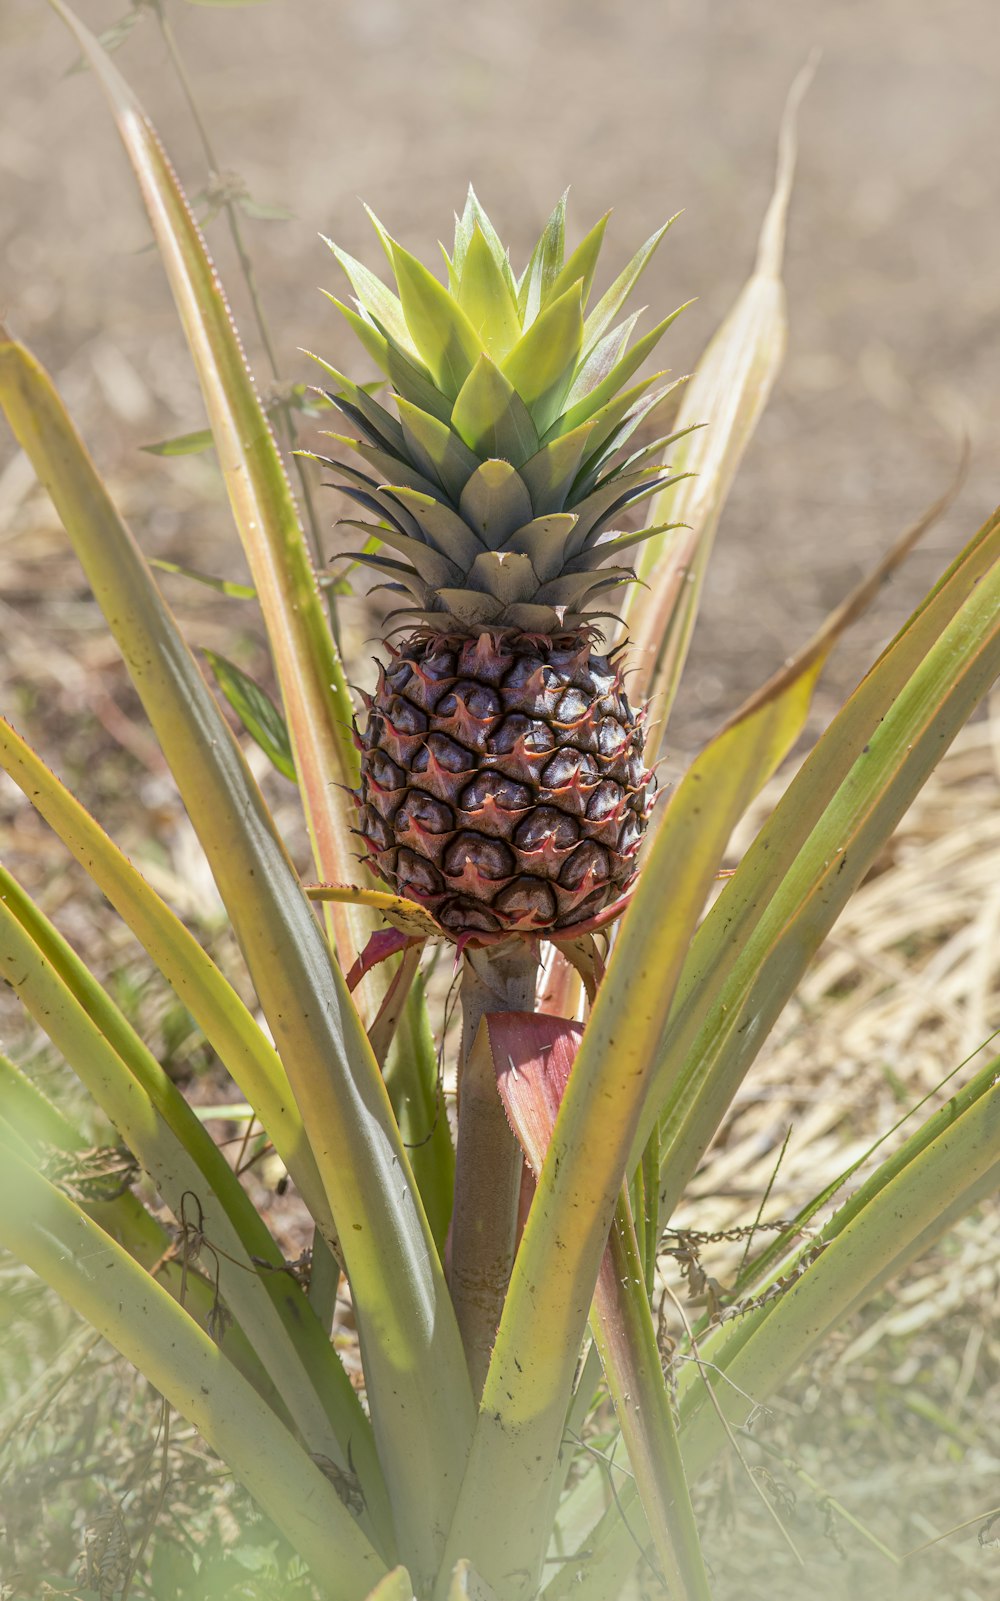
left=451, top=355, right=539, bottom=464
left=389, top=239, right=484, bottom=397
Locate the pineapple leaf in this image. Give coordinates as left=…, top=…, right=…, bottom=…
left=315, top=436, right=444, bottom=500
left=461, top=190, right=519, bottom=296
left=362, top=204, right=397, bottom=268
left=517, top=421, right=598, bottom=514
left=433, top=588, right=504, bottom=626
left=572, top=372, right=669, bottom=460
left=452, top=190, right=476, bottom=274
left=456, top=226, right=521, bottom=359
left=325, top=238, right=416, bottom=357
left=466, top=549, right=538, bottom=604
left=502, top=281, right=585, bottom=434
left=340, top=522, right=460, bottom=587
left=336, top=481, right=422, bottom=539
left=554, top=303, right=690, bottom=436
left=325, top=294, right=451, bottom=423
left=516, top=191, right=568, bottom=326
left=305, top=349, right=407, bottom=453
left=568, top=466, right=674, bottom=554
left=382, top=485, right=488, bottom=568
left=548, top=211, right=611, bottom=310
left=458, top=460, right=534, bottom=548
left=535, top=569, right=631, bottom=608
left=451, top=355, right=539, bottom=465
left=573, top=380, right=688, bottom=491
left=582, top=215, right=679, bottom=356
left=389, top=239, right=484, bottom=397
left=344, top=547, right=430, bottom=601
left=567, top=520, right=687, bottom=566
left=396, top=396, right=480, bottom=502
left=203, top=649, right=296, bottom=782
left=506, top=513, right=580, bottom=582
left=564, top=312, right=639, bottom=409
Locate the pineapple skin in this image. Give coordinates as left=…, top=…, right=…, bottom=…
left=358, top=631, right=654, bottom=936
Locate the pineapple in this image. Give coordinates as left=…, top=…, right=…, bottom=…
left=314, top=192, right=690, bottom=940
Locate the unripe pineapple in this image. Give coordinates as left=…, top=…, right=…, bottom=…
left=315, top=192, right=690, bottom=939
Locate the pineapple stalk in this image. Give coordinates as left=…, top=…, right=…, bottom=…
left=450, top=941, right=539, bottom=1393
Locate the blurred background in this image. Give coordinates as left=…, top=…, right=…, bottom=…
left=2, top=4, right=1000, bottom=1598
left=2, top=0, right=999, bottom=748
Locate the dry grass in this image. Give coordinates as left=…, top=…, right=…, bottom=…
left=660, top=699, right=1000, bottom=1601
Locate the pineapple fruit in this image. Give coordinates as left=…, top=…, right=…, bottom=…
left=314, top=192, right=689, bottom=940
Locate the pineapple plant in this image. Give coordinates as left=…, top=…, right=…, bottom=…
left=314, top=193, right=690, bottom=940
left=8, top=17, right=1000, bottom=1597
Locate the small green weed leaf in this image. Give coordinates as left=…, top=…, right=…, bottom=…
left=141, top=425, right=215, bottom=456
left=204, top=648, right=296, bottom=782
left=150, top=558, right=256, bottom=598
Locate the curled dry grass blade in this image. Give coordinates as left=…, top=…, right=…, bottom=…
left=623, top=55, right=817, bottom=741
left=0, top=1145, right=387, bottom=1600
left=0, top=329, right=474, bottom=1581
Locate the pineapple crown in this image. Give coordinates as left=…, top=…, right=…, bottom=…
left=309, top=189, right=694, bottom=636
